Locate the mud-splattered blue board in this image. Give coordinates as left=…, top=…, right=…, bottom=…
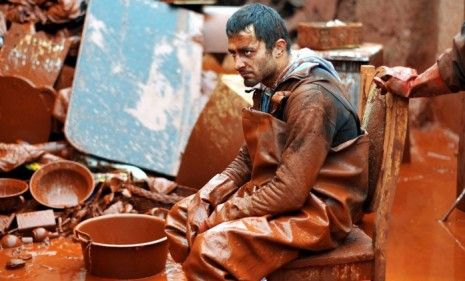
left=65, top=0, right=204, bottom=176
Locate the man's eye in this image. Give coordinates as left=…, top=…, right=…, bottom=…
left=244, top=50, right=252, bottom=57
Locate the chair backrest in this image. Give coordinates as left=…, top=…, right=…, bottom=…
left=360, top=65, right=409, bottom=281
left=360, top=66, right=386, bottom=212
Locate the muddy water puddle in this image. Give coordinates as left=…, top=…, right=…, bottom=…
left=0, top=237, right=186, bottom=281
left=387, top=126, right=465, bottom=280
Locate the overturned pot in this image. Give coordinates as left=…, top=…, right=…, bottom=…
left=0, top=178, right=28, bottom=213
left=74, top=214, right=168, bottom=279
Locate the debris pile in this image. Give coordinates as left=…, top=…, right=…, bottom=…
left=0, top=167, right=195, bottom=269
left=0, top=0, right=86, bottom=25
left=0, top=1, right=248, bottom=275
left=0, top=2, right=200, bottom=271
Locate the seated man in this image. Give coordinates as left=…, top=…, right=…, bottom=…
left=165, top=3, right=368, bottom=280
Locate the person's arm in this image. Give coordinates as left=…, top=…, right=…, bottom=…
left=206, top=86, right=337, bottom=228
left=221, top=145, right=252, bottom=192
left=185, top=137, right=252, bottom=244
left=191, top=138, right=252, bottom=209
left=375, top=25, right=465, bottom=98
left=373, top=61, right=451, bottom=98
left=437, top=26, right=465, bottom=93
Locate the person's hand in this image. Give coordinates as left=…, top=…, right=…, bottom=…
left=373, top=66, right=418, bottom=97
left=205, top=199, right=245, bottom=230
left=186, top=194, right=211, bottom=246
left=185, top=174, right=236, bottom=245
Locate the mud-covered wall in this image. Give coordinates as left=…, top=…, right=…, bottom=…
left=356, top=0, right=438, bottom=71
left=363, top=0, right=439, bottom=130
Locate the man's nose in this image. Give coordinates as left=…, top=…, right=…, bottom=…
left=234, top=56, right=245, bottom=70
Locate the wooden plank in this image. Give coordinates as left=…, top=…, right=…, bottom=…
left=361, top=69, right=386, bottom=212
left=372, top=88, right=409, bottom=281
left=359, top=65, right=376, bottom=119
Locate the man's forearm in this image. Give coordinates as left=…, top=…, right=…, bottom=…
left=207, top=101, right=333, bottom=227
left=438, top=28, right=465, bottom=93
left=221, top=145, right=252, bottom=188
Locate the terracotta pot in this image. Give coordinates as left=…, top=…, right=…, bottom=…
left=30, top=160, right=94, bottom=208
left=0, top=178, right=28, bottom=213
left=74, top=214, right=168, bottom=279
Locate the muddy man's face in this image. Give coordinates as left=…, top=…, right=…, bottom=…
left=227, top=25, right=278, bottom=87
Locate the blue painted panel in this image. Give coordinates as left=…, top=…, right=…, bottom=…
left=65, top=0, right=204, bottom=176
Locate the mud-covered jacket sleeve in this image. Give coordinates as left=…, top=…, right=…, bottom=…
left=207, top=85, right=337, bottom=226
left=437, top=27, right=465, bottom=92
left=221, top=145, right=252, bottom=188
left=185, top=148, right=253, bottom=242
left=186, top=146, right=252, bottom=236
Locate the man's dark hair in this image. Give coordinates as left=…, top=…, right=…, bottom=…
left=226, top=3, right=291, bottom=52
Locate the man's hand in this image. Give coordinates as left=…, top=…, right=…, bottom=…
left=186, top=195, right=211, bottom=246
left=205, top=197, right=247, bottom=230
left=185, top=174, right=238, bottom=245
left=373, top=66, right=418, bottom=97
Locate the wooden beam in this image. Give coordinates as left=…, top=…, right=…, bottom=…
left=359, top=65, right=376, bottom=119
left=373, top=91, right=408, bottom=281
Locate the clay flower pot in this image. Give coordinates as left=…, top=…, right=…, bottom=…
left=0, top=178, right=28, bottom=213
left=74, top=214, right=168, bottom=279
left=30, top=160, right=94, bottom=208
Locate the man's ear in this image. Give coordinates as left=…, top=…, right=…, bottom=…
left=273, top=39, right=287, bottom=58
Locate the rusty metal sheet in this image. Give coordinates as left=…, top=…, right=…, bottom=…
left=176, top=74, right=251, bottom=188
left=0, top=23, right=71, bottom=89
left=65, top=0, right=204, bottom=176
